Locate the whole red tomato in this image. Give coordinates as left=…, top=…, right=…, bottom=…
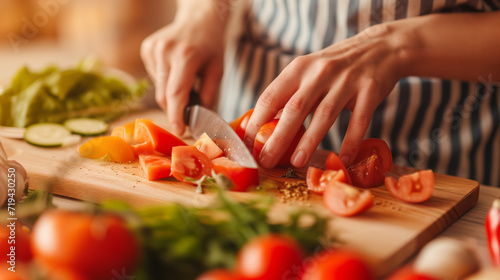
left=235, top=234, right=304, bottom=280
left=253, top=119, right=306, bottom=167
left=31, top=210, right=140, bottom=280
left=302, top=249, right=374, bottom=280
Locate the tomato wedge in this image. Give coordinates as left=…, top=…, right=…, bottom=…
left=171, top=146, right=212, bottom=184
left=230, top=109, right=254, bottom=141
left=323, top=181, right=374, bottom=217
left=130, top=141, right=156, bottom=157
left=306, top=167, right=347, bottom=195
left=211, top=157, right=259, bottom=192
left=347, top=138, right=393, bottom=188
left=193, top=133, right=223, bottom=160
left=385, top=169, right=434, bottom=203
left=325, top=152, right=352, bottom=185
left=111, top=121, right=136, bottom=144
left=79, top=136, right=135, bottom=163
left=253, top=119, right=306, bottom=167
left=134, top=119, right=187, bottom=156
left=139, top=154, right=172, bottom=181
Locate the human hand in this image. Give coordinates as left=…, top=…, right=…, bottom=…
left=141, top=2, right=226, bottom=135
left=244, top=24, right=403, bottom=169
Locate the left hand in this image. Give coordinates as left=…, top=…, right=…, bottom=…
left=244, top=24, right=403, bottom=169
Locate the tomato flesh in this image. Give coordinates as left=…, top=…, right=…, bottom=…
left=211, top=157, right=259, bottom=192
left=385, top=170, right=434, bottom=203
left=325, top=152, right=352, bottom=185
left=31, top=210, right=140, bottom=280
left=347, top=138, right=393, bottom=188
left=194, top=133, right=223, bottom=160
left=302, top=250, right=374, bottom=280
left=253, top=119, right=306, bottom=167
left=110, top=121, right=136, bottom=144
left=134, top=119, right=187, bottom=156
left=139, top=154, right=172, bottom=181
left=79, top=136, right=135, bottom=163
left=323, top=181, right=374, bottom=217
left=230, top=109, right=254, bottom=141
left=171, top=146, right=212, bottom=184
left=235, top=234, right=304, bottom=280
left=306, top=167, right=347, bottom=195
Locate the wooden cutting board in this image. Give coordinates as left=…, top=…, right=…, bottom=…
left=1, top=110, right=479, bottom=278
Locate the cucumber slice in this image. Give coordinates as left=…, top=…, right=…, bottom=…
left=24, top=123, right=72, bottom=147
left=63, top=118, right=108, bottom=136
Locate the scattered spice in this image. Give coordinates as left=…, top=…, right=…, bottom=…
left=280, top=167, right=304, bottom=179
left=277, top=181, right=309, bottom=204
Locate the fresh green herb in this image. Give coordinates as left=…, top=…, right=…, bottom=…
left=280, top=167, right=305, bottom=179
left=102, top=189, right=335, bottom=280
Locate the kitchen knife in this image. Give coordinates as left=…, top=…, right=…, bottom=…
left=184, top=90, right=258, bottom=169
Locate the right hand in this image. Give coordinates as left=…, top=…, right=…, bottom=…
left=140, top=3, right=226, bottom=135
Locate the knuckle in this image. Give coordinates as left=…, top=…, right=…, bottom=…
left=314, top=102, right=336, bottom=120
left=285, top=95, right=307, bottom=114
left=257, top=90, right=278, bottom=109
left=351, top=114, right=372, bottom=128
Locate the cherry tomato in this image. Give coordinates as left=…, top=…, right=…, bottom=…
left=139, top=154, right=172, bottom=181
left=0, top=224, right=32, bottom=264
left=230, top=109, right=254, bottom=141
left=253, top=119, right=306, bottom=167
left=235, top=234, right=304, bottom=280
left=171, top=146, right=212, bottom=184
left=196, top=269, right=235, bottom=280
left=347, top=138, right=393, bottom=188
left=384, top=170, right=434, bottom=203
left=325, top=152, right=352, bottom=185
left=194, top=133, right=223, bottom=160
left=211, top=157, right=259, bottom=192
left=302, top=249, right=373, bottom=280
left=31, top=210, right=140, bottom=280
left=306, top=167, right=347, bottom=195
left=323, top=181, right=374, bottom=217
left=387, top=266, right=438, bottom=280
left=134, top=119, right=187, bottom=156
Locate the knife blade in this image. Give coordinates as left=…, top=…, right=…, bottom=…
left=184, top=93, right=258, bottom=169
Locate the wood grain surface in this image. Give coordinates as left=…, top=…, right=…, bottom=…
left=2, top=110, right=480, bottom=278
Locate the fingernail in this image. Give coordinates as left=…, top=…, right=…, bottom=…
left=292, top=150, right=307, bottom=167
left=340, top=155, right=350, bottom=167
left=259, top=150, right=277, bottom=169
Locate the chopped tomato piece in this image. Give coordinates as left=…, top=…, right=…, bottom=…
left=211, top=157, right=259, bottom=192
left=230, top=108, right=254, bottom=141
left=385, top=169, right=434, bottom=203
left=139, top=154, right=172, bottom=181
left=325, top=152, right=352, bottom=185
left=130, top=141, right=156, bottom=157
left=306, top=167, right=347, bottom=195
left=134, top=119, right=187, bottom=156
left=253, top=119, right=306, bottom=167
left=171, top=146, right=212, bottom=184
left=347, top=138, right=393, bottom=188
left=111, top=121, right=136, bottom=144
left=193, top=133, right=223, bottom=160
left=323, top=181, right=374, bottom=217
left=79, top=136, right=135, bottom=163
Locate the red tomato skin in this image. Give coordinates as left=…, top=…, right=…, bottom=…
left=230, top=109, right=254, bottom=141
left=384, top=170, right=434, bottom=203
left=31, top=210, right=140, bottom=280
left=387, top=266, right=438, bottom=280
left=306, top=167, right=347, bottom=195
left=139, top=154, right=172, bottom=181
left=235, top=234, right=304, bottom=280
left=196, top=269, right=236, bottom=280
left=211, top=157, right=259, bottom=192
left=347, top=138, right=393, bottom=188
left=302, top=250, right=374, bottom=280
left=171, top=146, right=212, bottom=184
left=325, top=152, right=352, bottom=185
left=134, top=119, right=187, bottom=156
left=0, top=224, right=32, bottom=264
left=486, top=198, right=500, bottom=267
left=323, top=181, right=374, bottom=217
left=253, top=119, right=306, bottom=167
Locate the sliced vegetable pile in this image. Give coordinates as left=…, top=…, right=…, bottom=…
left=0, top=62, right=147, bottom=128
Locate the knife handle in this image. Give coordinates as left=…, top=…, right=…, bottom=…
left=184, top=88, right=202, bottom=125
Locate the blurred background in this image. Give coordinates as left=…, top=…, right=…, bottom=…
left=0, top=0, right=177, bottom=82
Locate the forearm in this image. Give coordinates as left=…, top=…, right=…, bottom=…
left=391, top=11, right=500, bottom=83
